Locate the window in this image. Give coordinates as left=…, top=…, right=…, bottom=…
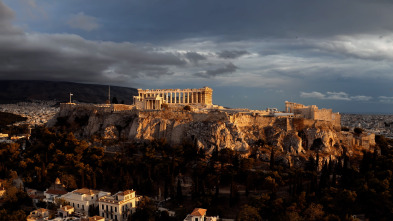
left=102, top=213, right=104, bottom=217
left=77, top=204, right=79, bottom=208
left=106, top=205, right=108, bottom=211
left=115, top=215, right=117, bottom=220
left=102, top=205, right=104, bottom=210
left=82, top=205, right=84, bottom=210
left=111, top=206, right=113, bottom=212
left=115, top=207, right=117, bottom=212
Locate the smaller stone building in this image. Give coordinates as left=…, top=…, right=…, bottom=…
left=340, top=131, right=376, bottom=149
left=44, top=178, right=68, bottom=203
left=98, top=190, right=141, bottom=221
left=57, top=205, right=74, bottom=218
left=27, top=208, right=49, bottom=221
left=285, top=101, right=341, bottom=129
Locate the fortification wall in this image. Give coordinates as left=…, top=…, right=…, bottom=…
left=192, top=111, right=228, bottom=122
left=60, top=103, right=134, bottom=113
left=332, top=113, right=341, bottom=130
left=112, top=104, right=135, bottom=111
left=229, top=113, right=290, bottom=131
left=313, top=109, right=333, bottom=121
left=294, top=108, right=313, bottom=119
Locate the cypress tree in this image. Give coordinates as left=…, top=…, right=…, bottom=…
left=176, top=179, right=183, bottom=201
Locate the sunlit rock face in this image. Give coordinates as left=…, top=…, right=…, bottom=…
left=48, top=104, right=375, bottom=167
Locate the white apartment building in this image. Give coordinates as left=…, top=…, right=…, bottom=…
left=98, top=190, right=141, bottom=221
left=61, top=188, right=110, bottom=215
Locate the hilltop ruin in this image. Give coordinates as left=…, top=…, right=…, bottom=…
left=49, top=87, right=375, bottom=167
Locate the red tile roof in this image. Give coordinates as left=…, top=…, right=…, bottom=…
left=73, top=188, right=99, bottom=195
left=36, top=208, right=48, bottom=213
left=190, top=208, right=207, bottom=216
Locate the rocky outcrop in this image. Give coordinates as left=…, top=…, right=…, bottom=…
left=48, top=104, right=375, bottom=163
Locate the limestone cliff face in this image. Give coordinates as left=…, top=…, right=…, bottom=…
left=49, top=105, right=365, bottom=161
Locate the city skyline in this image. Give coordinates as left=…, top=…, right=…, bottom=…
left=1, top=0, right=393, bottom=113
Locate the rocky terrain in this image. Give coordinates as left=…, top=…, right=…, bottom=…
left=48, top=104, right=375, bottom=167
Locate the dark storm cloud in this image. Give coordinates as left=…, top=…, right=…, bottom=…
left=0, top=2, right=190, bottom=84
left=51, top=0, right=393, bottom=43
left=194, top=63, right=237, bottom=78
left=0, top=33, right=187, bottom=83
left=217, top=50, right=249, bottom=59
left=11, top=0, right=393, bottom=43
left=185, top=52, right=206, bottom=64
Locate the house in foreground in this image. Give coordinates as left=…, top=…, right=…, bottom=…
left=26, top=208, right=49, bottom=221
left=61, top=188, right=110, bottom=215
left=184, top=208, right=219, bottom=221
left=98, top=190, right=141, bottom=221
left=44, top=178, right=68, bottom=203
left=57, top=205, right=74, bottom=218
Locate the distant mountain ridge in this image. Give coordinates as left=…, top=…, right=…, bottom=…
left=0, top=80, right=138, bottom=104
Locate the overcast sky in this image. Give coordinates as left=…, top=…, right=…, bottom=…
left=1, top=0, right=393, bottom=113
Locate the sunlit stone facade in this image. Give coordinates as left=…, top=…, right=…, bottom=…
left=133, top=87, right=213, bottom=110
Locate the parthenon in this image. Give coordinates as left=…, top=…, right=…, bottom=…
left=133, top=87, right=213, bottom=110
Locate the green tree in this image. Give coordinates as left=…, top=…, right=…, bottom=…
left=303, top=203, right=324, bottom=221
left=354, top=127, right=363, bottom=135
left=183, top=105, right=191, bottom=111
left=176, top=179, right=183, bottom=201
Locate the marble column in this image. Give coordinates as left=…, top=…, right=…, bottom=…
left=182, top=92, right=184, bottom=103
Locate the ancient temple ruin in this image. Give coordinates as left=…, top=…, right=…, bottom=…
left=285, top=101, right=341, bottom=129
left=133, top=87, right=213, bottom=110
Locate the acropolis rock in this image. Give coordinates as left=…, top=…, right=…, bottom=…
left=46, top=88, right=375, bottom=168
left=48, top=102, right=375, bottom=161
